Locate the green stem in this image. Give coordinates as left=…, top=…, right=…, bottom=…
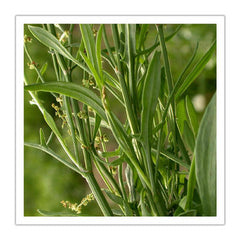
left=85, top=173, right=113, bottom=216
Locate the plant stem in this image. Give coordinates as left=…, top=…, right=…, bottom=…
left=85, top=173, right=113, bottom=216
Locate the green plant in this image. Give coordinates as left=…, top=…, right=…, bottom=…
left=24, top=24, right=216, bottom=216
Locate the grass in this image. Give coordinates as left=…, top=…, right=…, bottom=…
left=24, top=24, right=216, bottom=216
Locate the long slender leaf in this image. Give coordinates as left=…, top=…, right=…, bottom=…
left=79, top=51, right=103, bottom=88
left=42, top=109, right=82, bottom=169
left=158, top=25, right=174, bottom=93
left=103, top=189, right=124, bottom=205
left=141, top=51, right=162, bottom=141
left=24, top=82, right=107, bottom=122
left=39, top=128, right=47, bottom=146
left=96, top=25, right=103, bottom=78
left=28, top=25, right=91, bottom=74
left=176, top=40, right=216, bottom=98
left=165, top=24, right=183, bottom=42
left=137, top=24, right=149, bottom=50
left=152, top=149, right=190, bottom=170
left=195, top=94, right=216, bottom=216
left=183, top=120, right=195, bottom=152
left=79, top=24, right=98, bottom=70
left=185, top=95, right=199, bottom=136
left=153, top=42, right=199, bottom=135
left=125, top=24, right=137, bottom=103
left=24, top=142, right=85, bottom=175
left=141, top=51, right=162, bottom=193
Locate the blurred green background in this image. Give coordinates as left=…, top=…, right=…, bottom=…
left=24, top=24, right=216, bottom=216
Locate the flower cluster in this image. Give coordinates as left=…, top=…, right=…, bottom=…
left=77, top=111, right=88, bottom=119
left=82, top=78, right=94, bottom=88
left=95, top=134, right=109, bottom=144
left=60, top=193, right=94, bottom=214
left=51, top=98, right=67, bottom=129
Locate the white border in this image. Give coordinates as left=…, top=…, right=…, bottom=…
left=16, top=15, right=225, bottom=225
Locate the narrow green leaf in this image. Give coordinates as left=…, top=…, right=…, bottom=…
left=24, top=82, right=107, bottom=122
left=79, top=24, right=98, bottom=71
left=137, top=24, right=149, bottom=50
left=176, top=40, right=216, bottom=98
left=185, top=95, right=199, bottom=136
left=141, top=50, right=162, bottom=194
left=92, top=114, right=101, bottom=140
left=183, top=120, right=195, bottom=152
left=176, top=127, right=191, bottom=165
left=40, top=62, right=48, bottom=76
left=24, top=142, right=84, bottom=175
left=103, top=70, right=121, bottom=90
left=105, top=109, right=134, bottom=159
left=158, top=25, right=174, bottom=93
left=29, top=25, right=72, bottom=60
left=43, top=110, right=62, bottom=140
left=103, top=189, right=124, bottom=205
left=36, top=62, right=48, bottom=83
left=159, top=66, right=166, bottom=102
left=135, top=41, right=159, bottom=57
left=179, top=196, right=187, bottom=210
left=195, top=94, right=216, bottom=216
left=96, top=25, right=103, bottom=78
left=42, top=110, right=84, bottom=170
left=165, top=24, right=183, bottom=42
left=89, top=116, right=110, bottom=130
left=153, top=43, right=199, bottom=135
left=79, top=51, right=103, bottom=89
left=125, top=165, right=135, bottom=202
left=159, top=150, right=190, bottom=170
left=125, top=24, right=137, bottom=102
left=176, top=98, right=194, bottom=161
left=100, top=148, right=121, bottom=158
left=141, top=51, right=162, bottom=141
left=46, top=131, right=54, bottom=145
left=176, top=98, right=188, bottom=136
left=94, top=154, right=125, bottom=166
left=39, top=128, right=46, bottom=146
left=102, top=25, right=117, bottom=67
left=109, top=156, right=125, bottom=167
left=28, top=25, right=91, bottom=74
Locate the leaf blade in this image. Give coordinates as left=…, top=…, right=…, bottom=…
left=24, top=82, right=107, bottom=122
left=176, top=40, right=216, bottom=98
left=28, top=25, right=91, bottom=74
left=24, top=142, right=84, bottom=175
left=185, top=95, right=199, bottom=136
left=195, top=94, right=216, bottom=216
